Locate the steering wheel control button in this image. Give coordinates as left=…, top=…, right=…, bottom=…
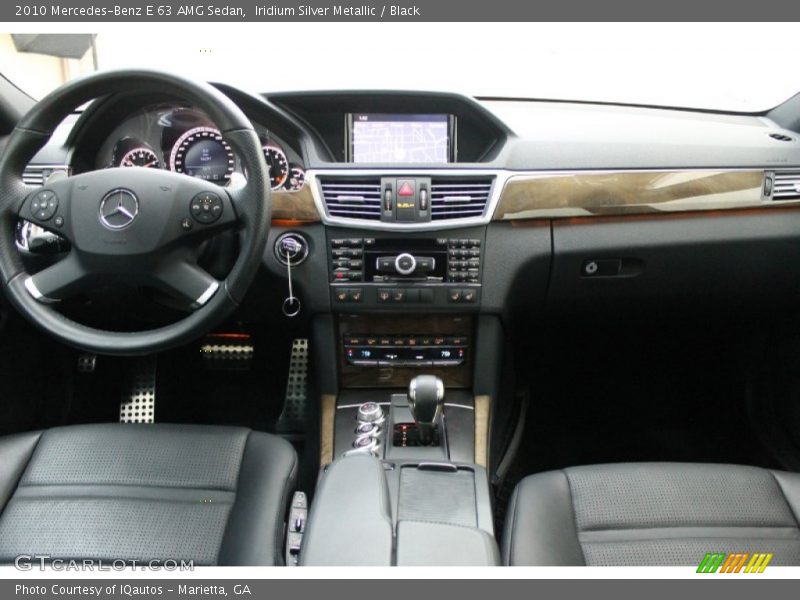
left=99, top=189, right=139, bottom=230
left=190, top=192, right=223, bottom=224
left=30, top=190, right=58, bottom=221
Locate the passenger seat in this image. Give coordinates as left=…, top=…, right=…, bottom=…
left=502, top=462, right=800, bottom=566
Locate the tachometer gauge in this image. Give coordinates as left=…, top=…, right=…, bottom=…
left=120, top=147, right=160, bottom=169
left=264, top=145, right=289, bottom=191
left=170, top=126, right=234, bottom=183
left=287, top=165, right=306, bottom=191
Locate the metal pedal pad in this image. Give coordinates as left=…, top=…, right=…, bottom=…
left=119, top=355, right=157, bottom=424
left=76, top=353, right=96, bottom=373
left=200, top=333, right=254, bottom=370
left=277, top=339, right=309, bottom=431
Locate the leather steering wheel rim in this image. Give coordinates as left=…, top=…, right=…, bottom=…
left=0, top=69, right=271, bottom=356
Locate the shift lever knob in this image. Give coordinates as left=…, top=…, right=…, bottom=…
left=408, top=375, right=444, bottom=445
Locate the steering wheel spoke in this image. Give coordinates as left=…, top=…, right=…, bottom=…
left=152, top=257, right=221, bottom=309
left=16, top=178, right=76, bottom=244
left=24, top=253, right=87, bottom=302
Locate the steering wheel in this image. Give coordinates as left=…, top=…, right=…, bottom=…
left=0, top=70, right=271, bottom=355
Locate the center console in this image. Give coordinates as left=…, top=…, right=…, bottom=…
left=295, top=206, right=503, bottom=564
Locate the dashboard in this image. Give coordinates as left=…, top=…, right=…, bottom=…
left=16, top=83, right=800, bottom=325
left=89, top=104, right=306, bottom=192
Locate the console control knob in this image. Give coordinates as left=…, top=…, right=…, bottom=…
left=395, top=253, right=417, bottom=275
left=357, top=402, right=385, bottom=424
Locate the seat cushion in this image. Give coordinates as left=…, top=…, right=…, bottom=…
left=0, top=423, right=297, bottom=566
left=503, top=462, right=800, bottom=566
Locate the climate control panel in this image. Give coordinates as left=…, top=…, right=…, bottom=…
left=343, top=334, right=468, bottom=367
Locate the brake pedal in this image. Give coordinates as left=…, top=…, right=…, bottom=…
left=277, top=338, right=309, bottom=431
left=119, top=355, right=157, bottom=424
left=200, top=333, right=254, bottom=370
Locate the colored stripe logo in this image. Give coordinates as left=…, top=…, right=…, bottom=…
left=697, top=552, right=773, bottom=573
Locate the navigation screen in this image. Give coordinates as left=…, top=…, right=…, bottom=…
left=350, top=113, right=450, bottom=163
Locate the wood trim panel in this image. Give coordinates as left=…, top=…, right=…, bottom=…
left=493, top=170, right=769, bottom=221
left=474, top=395, right=490, bottom=468
left=319, top=394, right=336, bottom=466
left=271, top=187, right=320, bottom=224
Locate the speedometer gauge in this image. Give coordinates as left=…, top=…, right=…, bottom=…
left=120, top=147, right=160, bottom=169
left=170, top=126, right=234, bottom=183
left=264, top=145, right=289, bottom=190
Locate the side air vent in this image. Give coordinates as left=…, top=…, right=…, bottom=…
left=430, top=177, right=494, bottom=220
left=772, top=172, right=800, bottom=201
left=23, top=165, right=69, bottom=187
left=319, top=177, right=382, bottom=220
left=769, top=132, right=794, bottom=142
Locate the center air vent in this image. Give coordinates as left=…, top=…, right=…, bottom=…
left=430, top=177, right=494, bottom=220
left=23, top=164, right=69, bottom=186
left=772, top=172, right=800, bottom=201
left=319, top=177, right=382, bottom=220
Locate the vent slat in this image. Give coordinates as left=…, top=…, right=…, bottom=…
left=22, top=165, right=69, bottom=187
left=771, top=172, right=800, bottom=201
left=430, top=177, right=493, bottom=221
left=320, top=176, right=383, bottom=220
left=319, top=175, right=494, bottom=222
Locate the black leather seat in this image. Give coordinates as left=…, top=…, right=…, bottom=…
left=0, top=423, right=297, bottom=566
left=503, top=462, right=800, bottom=566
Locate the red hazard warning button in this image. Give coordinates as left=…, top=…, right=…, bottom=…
left=398, top=180, right=415, bottom=197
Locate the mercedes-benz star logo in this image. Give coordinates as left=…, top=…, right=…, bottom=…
left=99, top=189, right=139, bottom=230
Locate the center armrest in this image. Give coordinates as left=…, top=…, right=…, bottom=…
left=300, top=454, right=393, bottom=566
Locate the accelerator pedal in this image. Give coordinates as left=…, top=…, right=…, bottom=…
left=276, top=338, right=309, bottom=432
left=200, top=332, right=254, bottom=370
left=119, top=355, right=157, bottom=424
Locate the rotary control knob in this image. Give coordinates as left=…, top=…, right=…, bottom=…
left=394, top=253, right=417, bottom=276
left=357, top=402, right=385, bottom=424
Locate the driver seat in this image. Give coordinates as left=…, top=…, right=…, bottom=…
left=0, top=423, right=297, bottom=566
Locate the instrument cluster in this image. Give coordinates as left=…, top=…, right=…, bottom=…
left=96, top=105, right=306, bottom=192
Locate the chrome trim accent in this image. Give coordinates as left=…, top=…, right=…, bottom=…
left=444, top=402, right=474, bottom=410
left=337, top=402, right=392, bottom=410
left=307, top=168, right=509, bottom=231
left=193, top=280, right=220, bottom=308
left=99, top=188, right=139, bottom=230
left=23, top=276, right=59, bottom=304
left=394, top=253, right=417, bottom=275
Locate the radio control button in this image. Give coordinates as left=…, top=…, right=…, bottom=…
left=395, top=253, right=417, bottom=275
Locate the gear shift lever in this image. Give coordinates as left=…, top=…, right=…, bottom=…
left=408, top=375, right=444, bottom=445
